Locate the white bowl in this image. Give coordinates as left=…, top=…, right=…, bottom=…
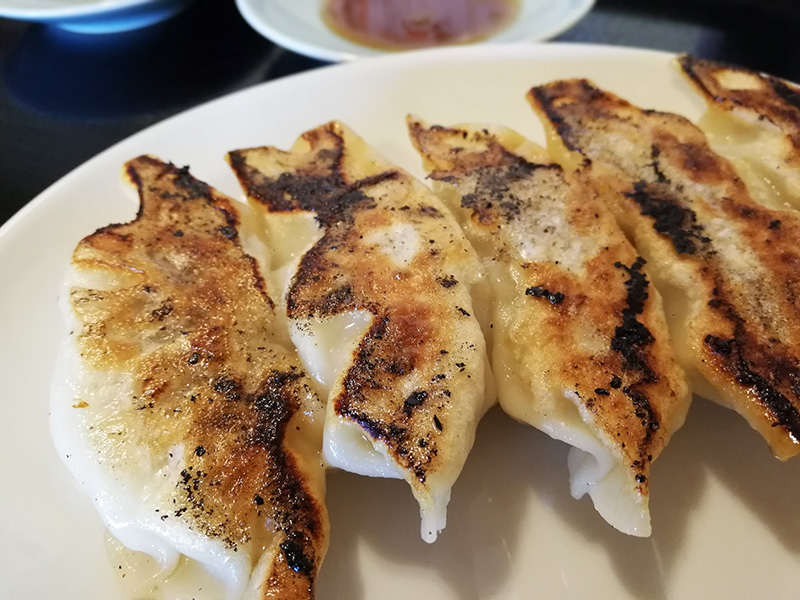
left=236, top=0, right=596, bottom=62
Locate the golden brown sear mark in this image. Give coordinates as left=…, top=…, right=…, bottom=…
left=71, top=156, right=328, bottom=598
left=529, top=79, right=800, bottom=459
left=228, top=133, right=398, bottom=228
left=229, top=122, right=488, bottom=538
left=679, top=54, right=800, bottom=149
left=678, top=54, right=800, bottom=212
left=409, top=120, right=690, bottom=531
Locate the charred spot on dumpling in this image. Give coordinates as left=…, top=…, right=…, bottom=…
left=251, top=370, right=302, bottom=417
left=649, top=145, right=670, bottom=184
left=404, top=390, right=428, bottom=415
left=230, top=138, right=398, bottom=228
left=150, top=303, right=173, bottom=321
left=173, top=165, right=211, bottom=200
left=213, top=377, right=242, bottom=400
left=313, top=173, right=395, bottom=225
left=610, top=258, right=656, bottom=380
left=256, top=170, right=344, bottom=214
left=418, top=205, right=443, bottom=217
left=625, top=181, right=711, bottom=256
left=460, top=158, right=550, bottom=226
left=218, top=225, right=238, bottom=239
left=437, top=275, right=458, bottom=288
left=705, top=334, right=734, bottom=356
left=525, top=285, right=565, bottom=305
left=621, top=385, right=660, bottom=435
left=280, top=531, right=315, bottom=577
left=322, top=284, right=356, bottom=314
left=703, top=326, right=800, bottom=438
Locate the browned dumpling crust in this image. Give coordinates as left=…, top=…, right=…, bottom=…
left=68, top=156, right=328, bottom=599
left=409, top=119, right=690, bottom=535
left=529, top=79, right=800, bottom=460
left=678, top=54, right=800, bottom=211
left=228, top=122, right=490, bottom=542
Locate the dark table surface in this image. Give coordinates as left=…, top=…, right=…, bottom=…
left=1, top=0, right=798, bottom=227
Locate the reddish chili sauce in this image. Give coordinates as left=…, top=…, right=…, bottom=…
left=322, top=0, right=521, bottom=51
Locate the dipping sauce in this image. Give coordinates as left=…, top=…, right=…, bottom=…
left=322, top=0, right=521, bottom=51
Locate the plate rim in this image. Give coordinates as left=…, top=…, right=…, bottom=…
left=3, top=40, right=800, bottom=599
left=0, top=41, right=676, bottom=250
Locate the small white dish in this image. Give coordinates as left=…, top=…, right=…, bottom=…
left=236, top=0, right=595, bottom=62
left=0, top=0, right=193, bottom=34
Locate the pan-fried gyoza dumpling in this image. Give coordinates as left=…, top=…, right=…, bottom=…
left=529, top=79, right=800, bottom=460
left=408, top=118, right=690, bottom=536
left=51, top=156, right=328, bottom=599
left=227, top=122, right=492, bottom=542
left=678, top=54, right=800, bottom=211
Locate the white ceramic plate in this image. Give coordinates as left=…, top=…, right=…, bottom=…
left=0, top=0, right=192, bottom=34
left=236, top=0, right=595, bottom=62
left=2, top=44, right=799, bottom=600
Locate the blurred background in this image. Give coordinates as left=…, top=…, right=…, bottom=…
left=1, top=0, right=798, bottom=225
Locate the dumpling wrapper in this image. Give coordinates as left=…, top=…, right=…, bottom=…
left=51, top=156, right=328, bottom=599
left=227, top=122, right=493, bottom=542
left=409, top=118, right=690, bottom=536
left=679, top=54, right=800, bottom=212
left=529, top=78, right=800, bottom=460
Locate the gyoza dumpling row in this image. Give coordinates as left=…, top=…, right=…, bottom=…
left=53, top=55, right=800, bottom=600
